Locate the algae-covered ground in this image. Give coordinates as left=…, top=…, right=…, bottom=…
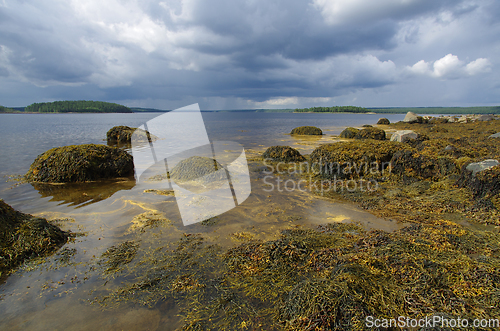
left=0, top=200, right=69, bottom=280
left=3, top=118, right=500, bottom=330
left=82, top=119, right=500, bottom=330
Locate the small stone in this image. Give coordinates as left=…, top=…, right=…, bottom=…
left=377, top=118, right=390, bottom=125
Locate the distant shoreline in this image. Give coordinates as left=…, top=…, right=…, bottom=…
left=1, top=106, right=499, bottom=115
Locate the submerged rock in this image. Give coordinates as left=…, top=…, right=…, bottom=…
left=355, top=127, right=386, bottom=140
left=25, top=144, right=134, bottom=183
left=390, top=130, right=418, bottom=143
left=377, top=118, right=390, bottom=125
left=290, top=126, right=322, bottom=135
left=339, top=127, right=359, bottom=139
left=262, top=146, right=305, bottom=162
left=170, top=156, right=226, bottom=183
left=106, top=125, right=153, bottom=143
left=0, top=200, right=69, bottom=277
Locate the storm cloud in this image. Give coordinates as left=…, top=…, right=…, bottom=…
left=0, top=0, right=498, bottom=109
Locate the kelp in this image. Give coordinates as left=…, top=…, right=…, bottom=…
left=92, top=221, right=500, bottom=330
left=25, top=144, right=134, bottom=183
left=0, top=200, right=69, bottom=279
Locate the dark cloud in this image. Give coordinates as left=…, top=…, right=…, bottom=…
left=0, top=0, right=498, bottom=108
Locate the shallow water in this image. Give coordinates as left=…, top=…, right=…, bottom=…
left=0, top=112, right=407, bottom=330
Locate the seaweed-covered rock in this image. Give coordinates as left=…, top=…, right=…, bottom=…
left=262, top=146, right=305, bottom=162
left=457, top=161, right=500, bottom=199
left=390, top=130, right=418, bottom=143
left=0, top=200, right=68, bottom=277
left=355, top=127, right=386, bottom=140
left=106, top=125, right=153, bottom=143
left=25, top=144, right=134, bottom=183
left=290, top=126, right=322, bottom=135
left=339, top=127, right=359, bottom=139
left=390, top=150, right=457, bottom=181
left=309, top=141, right=404, bottom=179
left=429, top=117, right=450, bottom=124
left=170, top=156, right=225, bottom=183
left=377, top=118, right=390, bottom=125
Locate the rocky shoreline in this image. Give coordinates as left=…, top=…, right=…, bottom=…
left=2, top=115, right=500, bottom=330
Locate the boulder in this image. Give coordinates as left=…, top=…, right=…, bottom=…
left=362, top=124, right=373, bottom=128
left=25, top=144, right=134, bottom=183
left=0, top=200, right=69, bottom=276
left=290, top=126, right=322, bottom=135
left=403, top=112, right=420, bottom=124
left=390, top=130, right=418, bottom=143
left=476, top=114, right=495, bottom=121
left=262, top=146, right=305, bottom=162
left=107, top=125, right=154, bottom=143
left=465, top=159, right=500, bottom=176
left=457, top=160, right=500, bottom=199
left=489, top=132, right=500, bottom=138
left=339, top=127, right=359, bottom=139
left=355, top=127, right=386, bottom=140
left=377, top=118, right=390, bottom=125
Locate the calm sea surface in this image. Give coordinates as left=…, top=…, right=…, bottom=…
left=0, top=112, right=407, bottom=330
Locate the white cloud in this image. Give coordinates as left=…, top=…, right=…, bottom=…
left=312, top=0, right=442, bottom=25
left=407, top=54, right=492, bottom=79
left=465, top=57, right=492, bottom=75
left=433, top=53, right=464, bottom=78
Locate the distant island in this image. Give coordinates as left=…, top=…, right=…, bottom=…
left=2, top=102, right=500, bottom=114
left=295, top=106, right=368, bottom=113
left=294, top=106, right=500, bottom=114
left=24, top=101, right=133, bottom=113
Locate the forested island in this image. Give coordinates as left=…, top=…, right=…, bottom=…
left=295, top=106, right=368, bottom=113
left=0, top=105, right=16, bottom=113
left=24, top=101, right=132, bottom=113
left=294, top=106, right=500, bottom=114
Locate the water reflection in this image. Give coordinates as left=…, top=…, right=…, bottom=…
left=31, top=178, right=136, bottom=207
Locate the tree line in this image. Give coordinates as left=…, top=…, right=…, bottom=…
left=0, top=105, right=15, bottom=113
left=294, top=106, right=369, bottom=113
left=25, top=100, right=133, bottom=113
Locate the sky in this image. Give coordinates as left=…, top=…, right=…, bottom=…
left=0, top=0, right=499, bottom=110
